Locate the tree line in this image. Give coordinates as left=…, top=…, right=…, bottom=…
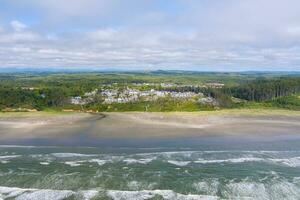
left=0, top=76, right=299, bottom=111
left=229, top=78, right=300, bottom=101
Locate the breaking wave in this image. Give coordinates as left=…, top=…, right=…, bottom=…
left=1, top=150, right=300, bottom=199
left=1, top=178, right=299, bottom=200
left=3, top=151, right=300, bottom=168
left=0, top=186, right=98, bottom=200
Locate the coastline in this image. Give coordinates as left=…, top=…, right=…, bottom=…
left=0, top=109, right=299, bottom=140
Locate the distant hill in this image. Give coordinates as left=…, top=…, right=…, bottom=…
left=0, top=67, right=300, bottom=77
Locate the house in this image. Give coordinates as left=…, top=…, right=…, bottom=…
left=71, top=96, right=84, bottom=105
left=206, top=83, right=225, bottom=88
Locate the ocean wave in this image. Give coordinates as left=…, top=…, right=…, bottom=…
left=63, top=159, right=109, bottom=167
left=15, top=189, right=73, bottom=200
left=135, top=150, right=300, bottom=156
left=5, top=151, right=300, bottom=168
left=194, top=157, right=265, bottom=164
left=1, top=178, right=300, bottom=200
left=64, top=161, right=82, bottom=167
left=0, top=186, right=98, bottom=200
left=39, top=162, right=50, bottom=165
left=107, top=190, right=217, bottom=200
left=127, top=181, right=157, bottom=190
left=167, top=160, right=191, bottom=166
left=0, top=145, right=38, bottom=148
left=0, top=155, right=21, bottom=159
left=136, top=151, right=197, bottom=158
left=191, top=156, right=300, bottom=167
left=193, top=179, right=219, bottom=196
left=123, top=158, right=155, bottom=165
left=0, top=155, right=21, bottom=164
left=269, top=157, right=300, bottom=167
left=0, top=187, right=218, bottom=200
left=224, top=182, right=268, bottom=199
left=88, top=159, right=108, bottom=166
left=222, top=180, right=300, bottom=200
left=0, top=145, right=61, bottom=148
left=51, top=153, right=96, bottom=158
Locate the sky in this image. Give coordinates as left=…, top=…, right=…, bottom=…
left=0, top=0, right=300, bottom=71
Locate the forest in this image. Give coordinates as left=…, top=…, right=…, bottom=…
left=0, top=71, right=299, bottom=112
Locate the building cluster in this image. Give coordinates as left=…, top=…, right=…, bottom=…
left=70, top=89, right=98, bottom=105
left=69, top=82, right=224, bottom=105
left=132, top=83, right=203, bottom=88
left=101, top=88, right=202, bottom=104
left=70, top=88, right=203, bottom=105
left=123, top=82, right=225, bottom=89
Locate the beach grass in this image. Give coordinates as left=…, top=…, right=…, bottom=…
left=0, top=110, right=75, bottom=118
left=1, top=108, right=300, bottom=118
left=107, top=108, right=300, bottom=116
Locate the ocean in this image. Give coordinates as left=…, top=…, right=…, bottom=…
left=0, top=134, right=300, bottom=199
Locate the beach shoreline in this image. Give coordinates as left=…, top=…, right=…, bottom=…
left=0, top=109, right=299, bottom=140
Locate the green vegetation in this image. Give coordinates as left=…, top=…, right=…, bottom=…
left=87, top=98, right=214, bottom=112
left=229, top=78, right=300, bottom=101
left=0, top=71, right=300, bottom=112
left=270, top=95, right=300, bottom=110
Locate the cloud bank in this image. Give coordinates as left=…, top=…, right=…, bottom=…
left=0, top=0, right=300, bottom=71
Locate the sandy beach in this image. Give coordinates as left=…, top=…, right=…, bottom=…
left=1, top=111, right=300, bottom=200
left=0, top=110, right=299, bottom=140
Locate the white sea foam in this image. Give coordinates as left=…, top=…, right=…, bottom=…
left=127, top=181, right=141, bottom=190
left=293, top=176, right=300, bottom=184
left=127, top=181, right=157, bottom=190
left=134, top=150, right=300, bottom=160
left=123, top=158, right=155, bottom=165
left=0, top=186, right=29, bottom=198
left=268, top=181, right=300, bottom=199
left=224, top=182, right=268, bottom=199
left=0, top=186, right=99, bottom=200
left=0, top=145, right=68, bottom=149
left=107, top=190, right=154, bottom=200
left=78, top=190, right=99, bottom=200
left=0, top=187, right=73, bottom=200
left=134, top=150, right=285, bottom=157
left=51, top=153, right=96, bottom=158
left=15, top=189, right=74, bottom=200
left=0, top=155, right=21, bottom=159
left=0, top=155, right=21, bottom=164
left=63, top=159, right=108, bottom=167
left=221, top=179, right=300, bottom=200
left=107, top=190, right=217, bottom=200
left=64, top=161, right=82, bottom=167
left=167, top=160, right=191, bottom=166
left=0, top=145, right=37, bottom=148
left=270, top=157, right=300, bottom=167
left=189, top=155, right=300, bottom=168
left=88, top=159, right=107, bottom=166
left=193, top=179, right=219, bottom=196
left=137, top=151, right=196, bottom=157
left=40, top=162, right=50, bottom=165
left=0, top=179, right=299, bottom=200
left=194, top=157, right=264, bottom=164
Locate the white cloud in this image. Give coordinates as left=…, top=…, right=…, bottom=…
left=0, top=0, right=300, bottom=70
left=286, top=26, right=300, bottom=37
left=10, top=20, right=27, bottom=32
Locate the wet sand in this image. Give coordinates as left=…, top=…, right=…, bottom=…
left=0, top=110, right=299, bottom=140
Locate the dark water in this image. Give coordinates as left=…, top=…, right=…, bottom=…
left=0, top=134, right=300, bottom=199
